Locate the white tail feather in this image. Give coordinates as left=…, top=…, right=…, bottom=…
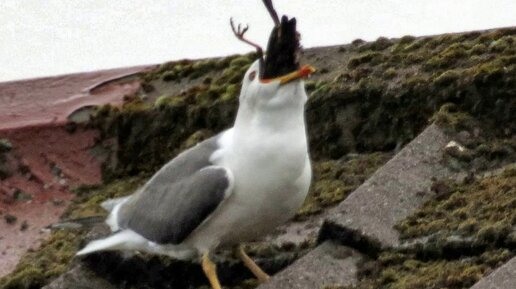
left=101, top=196, right=130, bottom=212
left=76, top=230, right=146, bottom=256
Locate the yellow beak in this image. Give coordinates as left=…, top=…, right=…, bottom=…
left=260, top=65, right=316, bottom=85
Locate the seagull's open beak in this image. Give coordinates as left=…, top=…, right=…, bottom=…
left=260, top=65, right=316, bottom=85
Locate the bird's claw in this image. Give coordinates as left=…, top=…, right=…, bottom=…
left=229, top=18, right=263, bottom=56
left=230, top=18, right=250, bottom=40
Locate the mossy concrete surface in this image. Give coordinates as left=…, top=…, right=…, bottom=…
left=258, top=241, right=363, bottom=289
left=321, top=124, right=452, bottom=251
left=331, top=166, right=515, bottom=289
left=1, top=26, right=515, bottom=289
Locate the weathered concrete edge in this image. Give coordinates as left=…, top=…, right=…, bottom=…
left=42, top=262, right=117, bottom=289
left=469, top=256, right=516, bottom=289
left=320, top=123, right=452, bottom=252
left=257, top=241, right=363, bottom=289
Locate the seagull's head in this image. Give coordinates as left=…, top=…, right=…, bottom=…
left=238, top=15, right=315, bottom=115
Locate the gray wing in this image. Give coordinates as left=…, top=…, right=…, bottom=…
left=149, top=132, right=222, bottom=185
left=116, top=131, right=233, bottom=244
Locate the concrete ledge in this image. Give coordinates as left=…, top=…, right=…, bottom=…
left=322, top=124, right=452, bottom=251
left=43, top=263, right=117, bottom=289
left=469, top=256, right=516, bottom=289
left=257, top=241, right=363, bottom=289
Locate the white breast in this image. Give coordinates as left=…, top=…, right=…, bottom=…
left=185, top=125, right=311, bottom=252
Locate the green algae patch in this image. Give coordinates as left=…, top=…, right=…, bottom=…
left=296, top=152, right=392, bottom=219
left=396, top=167, right=516, bottom=248
left=0, top=231, right=82, bottom=289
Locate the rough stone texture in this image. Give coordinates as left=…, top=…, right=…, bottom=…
left=257, top=241, right=362, bottom=289
left=469, top=257, right=516, bottom=289
left=43, top=263, right=117, bottom=289
left=321, top=124, right=452, bottom=251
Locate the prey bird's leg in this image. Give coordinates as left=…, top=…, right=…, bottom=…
left=262, top=0, right=280, bottom=26
left=235, top=245, right=270, bottom=283
left=202, top=253, right=222, bottom=289
left=230, top=18, right=263, bottom=57
left=230, top=18, right=264, bottom=76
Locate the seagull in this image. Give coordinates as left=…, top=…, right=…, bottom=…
left=76, top=3, right=315, bottom=289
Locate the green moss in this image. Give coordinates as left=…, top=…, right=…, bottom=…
left=488, top=36, right=514, bottom=53
left=433, top=69, right=460, bottom=86
left=399, top=35, right=416, bottom=44
left=0, top=231, right=82, bottom=289
left=295, top=153, right=391, bottom=219
left=0, top=176, right=147, bottom=289
left=402, top=37, right=430, bottom=52
left=221, top=84, right=240, bottom=102
left=162, top=70, right=179, bottom=82
left=189, top=60, right=218, bottom=79
left=179, top=129, right=214, bottom=150
left=348, top=51, right=384, bottom=68
left=67, top=176, right=147, bottom=219
left=341, top=248, right=513, bottom=289
left=154, top=94, right=185, bottom=108
left=470, top=43, right=488, bottom=55
left=351, top=39, right=365, bottom=45
left=424, top=43, right=469, bottom=70
left=0, top=139, right=12, bottom=179
left=0, top=139, right=12, bottom=153
left=358, top=36, right=393, bottom=52
left=229, top=55, right=253, bottom=68
left=396, top=168, right=516, bottom=247
left=432, top=103, right=477, bottom=132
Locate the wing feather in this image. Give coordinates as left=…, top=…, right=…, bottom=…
left=118, top=166, right=232, bottom=244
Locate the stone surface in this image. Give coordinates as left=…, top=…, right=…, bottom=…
left=321, top=124, right=452, bottom=251
left=43, top=263, right=117, bottom=289
left=257, top=241, right=363, bottom=289
left=469, top=256, right=516, bottom=289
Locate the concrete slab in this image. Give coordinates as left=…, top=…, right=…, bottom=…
left=469, top=256, right=516, bottom=289
left=321, top=124, right=452, bottom=252
left=257, top=241, right=363, bottom=289
left=43, top=263, right=117, bottom=289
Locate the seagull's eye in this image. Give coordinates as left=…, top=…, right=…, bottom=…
left=248, top=71, right=256, bottom=81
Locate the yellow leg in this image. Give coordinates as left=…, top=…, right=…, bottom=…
left=202, top=253, right=222, bottom=289
left=236, top=245, right=270, bottom=283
